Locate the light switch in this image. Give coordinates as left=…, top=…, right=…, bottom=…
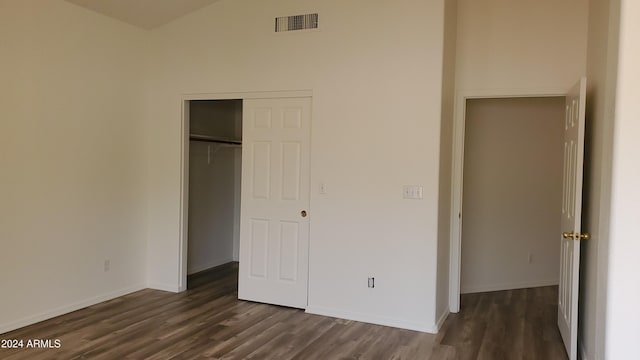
left=319, top=182, right=327, bottom=194
left=403, top=185, right=423, bottom=199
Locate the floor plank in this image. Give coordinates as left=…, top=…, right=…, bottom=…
left=0, top=263, right=568, bottom=359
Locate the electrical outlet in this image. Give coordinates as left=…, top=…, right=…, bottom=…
left=368, top=277, right=375, bottom=288
left=104, top=260, right=110, bottom=272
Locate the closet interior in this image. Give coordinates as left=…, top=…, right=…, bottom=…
left=187, top=99, right=242, bottom=284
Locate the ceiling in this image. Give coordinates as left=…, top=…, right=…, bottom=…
left=65, top=0, right=222, bottom=29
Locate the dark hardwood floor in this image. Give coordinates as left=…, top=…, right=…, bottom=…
left=1, top=263, right=567, bottom=359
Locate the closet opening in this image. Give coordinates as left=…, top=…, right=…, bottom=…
left=185, top=99, right=242, bottom=289
left=460, top=97, right=564, bottom=296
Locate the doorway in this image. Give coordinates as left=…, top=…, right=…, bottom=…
left=185, top=99, right=242, bottom=288
left=449, top=90, right=568, bottom=312
left=460, top=97, right=564, bottom=294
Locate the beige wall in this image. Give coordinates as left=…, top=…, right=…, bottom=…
left=605, top=0, right=640, bottom=358
left=581, top=0, right=620, bottom=358
left=436, top=0, right=457, bottom=323
left=461, top=97, right=564, bottom=293
left=144, top=0, right=446, bottom=331
left=0, top=0, right=148, bottom=332
left=456, top=0, right=588, bottom=91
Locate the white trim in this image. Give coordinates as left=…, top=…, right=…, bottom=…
left=187, top=257, right=235, bottom=275
left=147, top=282, right=181, bottom=293
left=178, top=99, right=189, bottom=292
left=181, top=90, right=313, bottom=101
left=0, top=284, right=145, bottom=335
left=461, top=279, right=559, bottom=294
left=305, top=306, right=437, bottom=333
left=178, top=90, right=314, bottom=294
left=449, top=88, right=567, bottom=313
left=435, top=309, right=450, bottom=332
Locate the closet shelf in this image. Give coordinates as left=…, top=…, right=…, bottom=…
left=189, top=134, right=242, bottom=145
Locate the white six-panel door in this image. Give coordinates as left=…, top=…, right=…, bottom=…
left=238, top=97, right=311, bottom=309
left=558, top=77, right=587, bottom=360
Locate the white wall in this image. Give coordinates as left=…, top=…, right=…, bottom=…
left=605, top=0, right=640, bottom=358
left=187, top=100, right=241, bottom=274
left=461, top=97, right=564, bottom=293
left=436, top=0, right=457, bottom=328
left=144, top=0, right=446, bottom=331
left=581, top=0, right=620, bottom=358
left=456, top=0, right=588, bottom=91
left=0, top=0, right=148, bottom=333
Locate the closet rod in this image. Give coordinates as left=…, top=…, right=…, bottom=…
left=189, top=134, right=242, bottom=145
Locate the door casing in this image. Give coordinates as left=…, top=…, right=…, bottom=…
left=178, top=90, right=313, bottom=292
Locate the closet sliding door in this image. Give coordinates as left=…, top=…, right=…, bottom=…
left=238, top=97, right=311, bottom=309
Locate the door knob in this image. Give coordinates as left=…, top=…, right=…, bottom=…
left=301, top=210, right=307, bottom=218
left=562, top=231, right=590, bottom=240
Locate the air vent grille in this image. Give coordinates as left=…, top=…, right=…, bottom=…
left=275, top=13, right=318, bottom=32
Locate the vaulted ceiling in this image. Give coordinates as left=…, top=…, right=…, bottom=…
left=65, top=0, right=222, bottom=29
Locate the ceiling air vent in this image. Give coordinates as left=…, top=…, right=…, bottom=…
left=275, top=13, right=318, bottom=32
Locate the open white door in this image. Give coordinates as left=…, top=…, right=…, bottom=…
left=558, top=77, right=588, bottom=360
left=238, top=97, right=311, bottom=309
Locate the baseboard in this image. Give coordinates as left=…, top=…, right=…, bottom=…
left=147, top=282, right=181, bottom=293
left=305, top=305, right=437, bottom=333
left=436, top=309, right=450, bottom=332
left=187, top=257, right=234, bottom=275
left=0, top=283, right=145, bottom=335
left=461, top=279, right=559, bottom=294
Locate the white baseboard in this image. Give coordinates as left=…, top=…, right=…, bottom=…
left=147, top=282, right=181, bottom=293
left=305, top=305, right=437, bottom=334
left=435, top=309, right=450, bottom=332
left=187, top=257, right=234, bottom=275
left=0, top=284, right=145, bottom=335
left=461, top=279, right=559, bottom=294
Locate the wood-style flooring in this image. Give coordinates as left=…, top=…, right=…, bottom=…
left=1, top=263, right=567, bottom=359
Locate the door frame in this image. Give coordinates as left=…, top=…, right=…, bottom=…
left=448, top=87, right=567, bottom=312
left=178, top=90, right=313, bottom=292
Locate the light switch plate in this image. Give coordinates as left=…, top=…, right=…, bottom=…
left=402, top=185, right=423, bottom=199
